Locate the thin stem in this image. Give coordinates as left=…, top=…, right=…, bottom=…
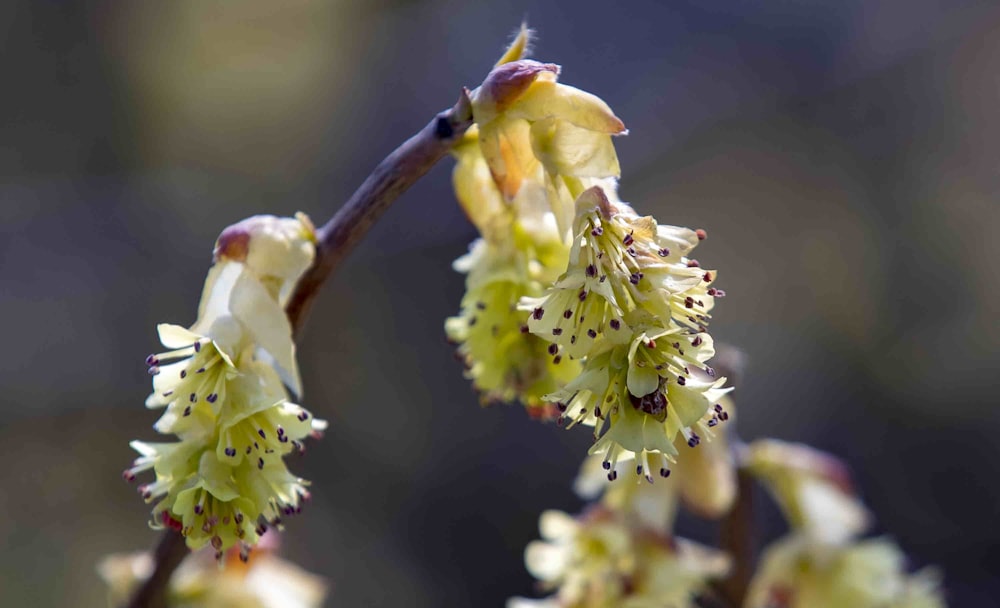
left=124, top=531, right=187, bottom=608
left=286, top=89, right=473, bottom=336
left=124, top=90, right=474, bottom=608
left=716, top=450, right=755, bottom=607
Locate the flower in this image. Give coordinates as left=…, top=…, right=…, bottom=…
left=471, top=59, right=625, bottom=201
left=543, top=312, right=729, bottom=479
left=744, top=439, right=947, bottom=607
left=745, top=535, right=946, bottom=608
left=447, top=106, right=582, bottom=413
left=523, top=187, right=715, bottom=357
left=98, top=536, right=327, bottom=608
left=745, top=439, right=869, bottom=545
left=201, top=213, right=316, bottom=397
left=446, top=237, right=579, bottom=412
left=574, top=394, right=738, bottom=521
left=127, top=214, right=324, bottom=557
left=513, top=507, right=729, bottom=608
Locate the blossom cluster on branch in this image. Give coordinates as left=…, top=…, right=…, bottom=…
left=125, top=214, right=326, bottom=561
left=111, top=25, right=949, bottom=608
left=447, top=26, right=730, bottom=480
left=446, top=27, right=947, bottom=608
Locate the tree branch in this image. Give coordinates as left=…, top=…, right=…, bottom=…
left=286, top=89, right=473, bottom=336
left=124, top=531, right=187, bottom=608
left=124, top=89, right=474, bottom=608
left=716, top=447, right=755, bottom=607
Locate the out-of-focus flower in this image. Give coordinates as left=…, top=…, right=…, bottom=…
left=746, top=439, right=869, bottom=545
left=446, top=241, right=580, bottom=411
left=98, top=538, right=327, bottom=608
left=511, top=507, right=728, bottom=608
left=575, top=394, right=738, bottom=522
left=745, top=439, right=947, bottom=607
left=447, top=129, right=581, bottom=412
left=127, top=215, right=324, bottom=557
left=745, top=535, right=945, bottom=608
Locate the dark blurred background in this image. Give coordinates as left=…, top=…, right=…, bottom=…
left=2, top=1, right=998, bottom=606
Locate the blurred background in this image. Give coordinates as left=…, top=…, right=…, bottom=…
left=2, top=0, right=998, bottom=605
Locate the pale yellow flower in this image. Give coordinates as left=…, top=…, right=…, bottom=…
left=746, top=439, right=869, bottom=545
left=543, top=312, right=729, bottom=479
left=201, top=213, right=316, bottom=396
left=447, top=121, right=580, bottom=412
left=470, top=60, right=626, bottom=203
left=523, top=187, right=716, bottom=357
left=128, top=215, right=324, bottom=556
left=574, top=394, right=737, bottom=522
left=445, top=242, right=579, bottom=411
left=514, top=507, right=728, bottom=608
left=745, top=535, right=946, bottom=608
left=98, top=541, right=327, bottom=608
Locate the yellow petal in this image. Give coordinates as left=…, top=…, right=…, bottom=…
left=478, top=118, right=540, bottom=200
left=229, top=271, right=301, bottom=397
left=531, top=119, right=620, bottom=178
left=510, top=80, right=626, bottom=134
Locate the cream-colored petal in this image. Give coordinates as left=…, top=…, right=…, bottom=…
left=531, top=119, right=620, bottom=178
left=626, top=363, right=659, bottom=398
left=538, top=509, right=577, bottom=540
left=666, top=381, right=712, bottom=428
left=156, top=324, right=201, bottom=349
left=229, top=271, right=302, bottom=397
left=525, top=541, right=569, bottom=582
left=193, top=262, right=242, bottom=333
left=478, top=118, right=539, bottom=200
left=510, top=80, right=626, bottom=134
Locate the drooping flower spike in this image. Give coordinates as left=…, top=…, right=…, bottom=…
left=511, top=507, right=729, bottom=608
left=98, top=533, right=328, bottom=608
left=127, top=214, right=326, bottom=559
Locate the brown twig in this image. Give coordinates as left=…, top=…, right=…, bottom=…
left=124, top=531, right=188, bottom=608
left=286, top=90, right=474, bottom=336
left=124, top=90, right=474, bottom=608
left=716, top=446, right=755, bottom=607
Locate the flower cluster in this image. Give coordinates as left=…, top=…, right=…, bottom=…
left=511, top=437, right=733, bottom=607
left=448, top=29, right=730, bottom=475
left=744, top=440, right=946, bottom=608
left=447, top=25, right=628, bottom=415
left=511, top=507, right=729, bottom=608
left=99, top=533, right=327, bottom=608
left=125, top=214, right=326, bottom=559
left=528, top=185, right=730, bottom=477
